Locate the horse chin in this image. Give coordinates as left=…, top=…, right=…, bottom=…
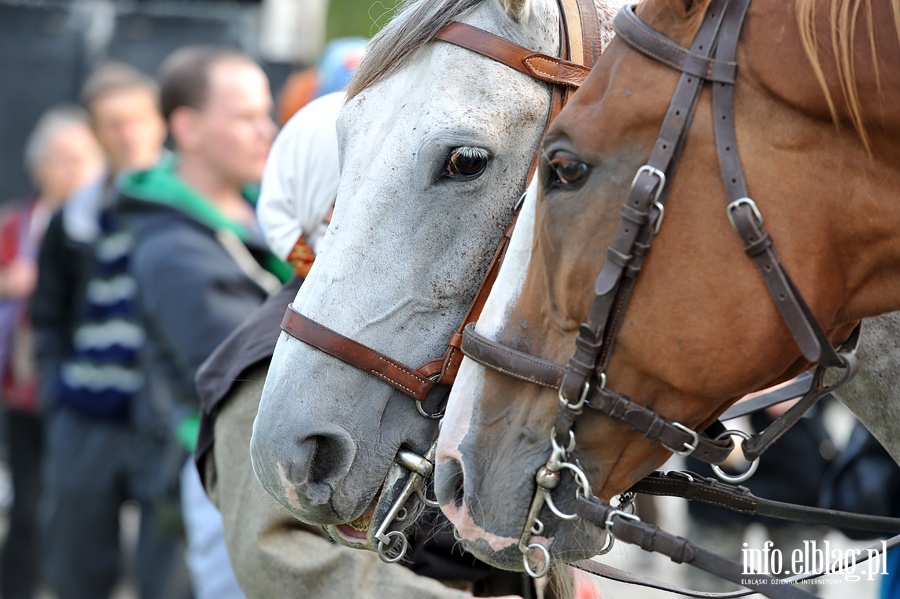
left=459, top=522, right=605, bottom=572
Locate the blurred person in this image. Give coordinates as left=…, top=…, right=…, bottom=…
left=195, top=93, right=532, bottom=599
left=31, top=64, right=190, bottom=599
left=276, top=36, right=366, bottom=125
left=115, top=45, right=290, bottom=599
left=0, top=105, right=103, bottom=599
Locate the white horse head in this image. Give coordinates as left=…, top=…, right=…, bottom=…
left=251, top=0, right=618, bottom=552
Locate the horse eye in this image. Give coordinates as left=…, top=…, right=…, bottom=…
left=549, top=156, right=589, bottom=187
left=444, top=147, right=489, bottom=180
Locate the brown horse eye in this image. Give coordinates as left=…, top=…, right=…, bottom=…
left=550, top=158, right=589, bottom=186
left=445, top=148, right=490, bottom=179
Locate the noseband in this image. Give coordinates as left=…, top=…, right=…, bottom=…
left=460, top=0, right=861, bottom=584
left=279, top=0, right=602, bottom=561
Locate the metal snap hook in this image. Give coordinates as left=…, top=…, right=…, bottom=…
left=549, top=428, right=576, bottom=458
left=711, top=429, right=760, bottom=483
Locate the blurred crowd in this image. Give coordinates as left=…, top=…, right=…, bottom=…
left=0, top=37, right=367, bottom=599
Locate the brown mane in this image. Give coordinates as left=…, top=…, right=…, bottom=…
left=796, top=0, right=900, bottom=150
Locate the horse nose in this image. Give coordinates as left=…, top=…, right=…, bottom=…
left=252, top=424, right=357, bottom=519
left=434, top=456, right=466, bottom=513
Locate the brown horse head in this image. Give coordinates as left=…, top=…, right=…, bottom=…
left=436, top=0, right=900, bottom=570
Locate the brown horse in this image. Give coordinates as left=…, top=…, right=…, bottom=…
left=435, top=0, right=900, bottom=572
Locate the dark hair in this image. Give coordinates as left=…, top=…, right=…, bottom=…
left=157, top=45, right=253, bottom=121
left=80, top=61, right=159, bottom=115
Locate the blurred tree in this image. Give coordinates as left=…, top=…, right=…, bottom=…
left=326, top=0, right=398, bottom=40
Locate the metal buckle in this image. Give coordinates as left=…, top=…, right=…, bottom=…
left=652, top=200, right=665, bottom=235
left=558, top=379, right=592, bottom=411
left=711, top=429, right=760, bottom=483
left=726, top=197, right=763, bottom=231
left=631, top=165, right=666, bottom=204
left=662, top=422, right=699, bottom=456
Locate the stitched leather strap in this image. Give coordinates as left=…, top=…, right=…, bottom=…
left=631, top=470, right=900, bottom=533
left=574, top=527, right=900, bottom=599
left=281, top=306, right=437, bottom=400
left=435, top=21, right=591, bottom=88
left=576, top=495, right=818, bottom=598
left=461, top=322, right=564, bottom=388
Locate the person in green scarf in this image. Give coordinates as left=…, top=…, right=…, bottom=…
left=116, top=45, right=287, bottom=599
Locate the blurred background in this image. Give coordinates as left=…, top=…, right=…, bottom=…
left=0, top=0, right=396, bottom=205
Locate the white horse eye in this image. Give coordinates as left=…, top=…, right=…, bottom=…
left=444, top=147, right=490, bottom=180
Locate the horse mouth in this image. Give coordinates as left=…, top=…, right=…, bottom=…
left=331, top=499, right=378, bottom=545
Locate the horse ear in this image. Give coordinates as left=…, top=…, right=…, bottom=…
left=501, top=0, right=531, bottom=20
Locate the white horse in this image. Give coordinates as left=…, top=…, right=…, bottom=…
left=250, top=0, right=618, bottom=552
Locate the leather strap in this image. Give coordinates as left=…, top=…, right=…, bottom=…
left=630, top=470, right=900, bottom=533
left=434, top=21, right=591, bottom=88
left=462, top=322, right=564, bottom=388
left=464, top=323, right=735, bottom=463
left=575, top=495, right=818, bottom=599
left=575, top=531, right=900, bottom=598
left=614, top=4, right=737, bottom=84
left=281, top=306, right=437, bottom=400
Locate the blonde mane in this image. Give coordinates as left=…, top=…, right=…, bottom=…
left=796, top=0, right=900, bottom=150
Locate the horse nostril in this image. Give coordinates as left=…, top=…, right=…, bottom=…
left=307, top=434, right=350, bottom=485
left=435, top=458, right=465, bottom=510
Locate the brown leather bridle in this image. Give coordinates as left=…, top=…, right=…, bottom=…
left=280, top=0, right=600, bottom=410
left=457, top=0, right=863, bottom=592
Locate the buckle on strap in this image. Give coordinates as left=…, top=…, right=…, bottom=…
left=663, top=422, right=699, bottom=456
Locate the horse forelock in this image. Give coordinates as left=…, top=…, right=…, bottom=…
left=796, top=0, right=900, bottom=151
left=346, top=0, right=484, bottom=100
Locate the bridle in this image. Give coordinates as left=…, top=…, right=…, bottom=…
left=278, top=0, right=602, bottom=562
left=458, top=0, right=870, bottom=592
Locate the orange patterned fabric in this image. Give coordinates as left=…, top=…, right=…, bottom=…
left=286, top=235, right=316, bottom=279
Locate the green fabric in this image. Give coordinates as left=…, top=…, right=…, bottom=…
left=176, top=412, right=201, bottom=453
left=119, top=157, right=292, bottom=283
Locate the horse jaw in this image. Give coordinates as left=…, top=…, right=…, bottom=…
left=251, top=0, right=560, bottom=528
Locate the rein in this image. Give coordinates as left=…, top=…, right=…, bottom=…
left=279, top=0, right=603, bottom=562
left=456, top=0, right=875, bottom=593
